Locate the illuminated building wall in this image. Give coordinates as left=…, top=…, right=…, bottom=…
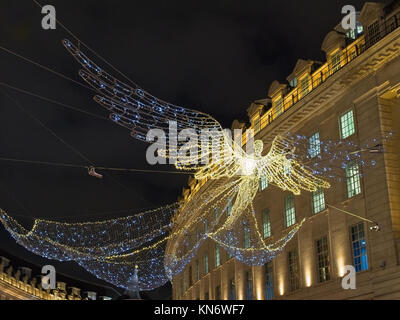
left=168, top=1, right=400, bottom=300
left=0, top=256, right=111, bottom=300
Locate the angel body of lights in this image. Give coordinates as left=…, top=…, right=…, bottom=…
left=0, top=39, right=332, bottom=291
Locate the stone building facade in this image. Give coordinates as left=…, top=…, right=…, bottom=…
left=168, top=1, right=400, bottom=300
left=0, top=256, right=111, bottom=300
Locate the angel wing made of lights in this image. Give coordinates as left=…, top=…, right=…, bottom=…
left=62, top=39, right=330, bottom=195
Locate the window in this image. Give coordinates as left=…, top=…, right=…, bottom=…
left=214, top=208, right=219, bottom=220
left=215, top=245, right=221, bottom=267
left=356, top=23, right=364, bottom=36
left=300, top=76, right=310, bottom=97
left=289, top=77, right=298, bottom=88
left=260, top=175, right=268, bottom=191
left=205, top=292, right=209, bottom=300
left=288, top=249, right=300, bottom=292
left=196, top=260, right=200, bottom=281
left=285, top=194, right=296, bottom=227
left=204, top=219, right=208, bottom=233
left=312, top=188, right=325, bottom=214
left=308, top=132, right=321, bottom=158
left=351, top=223, right=368, bottom=272
left=215, top=286, right=221, bottom=300
left=346, top=28, right=356, bottom=40
left=245, top=271, right=253, bottom=300
left=244, top=224, right=251, bottom=248
left=316, top=236, right=331, bottom=283
left=340, top=110, right=355, bottom=139
left=275, top=97, right=283, bottom=116
left=265, top=261, right=274, bottom=300
left=204, top=252, right=209, bottom=274
left=229, top=279, right=236, bottom=300
left=227, top=198, right=232, bottom=216
left=331, top=50, right=342, bottom=73
left=263, top=209, right=271, bottom=238
left=283, top=164, right=292, bottom=177
left=346, top=161, right=361, bottom=198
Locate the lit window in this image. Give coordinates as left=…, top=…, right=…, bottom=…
left=263, top=209, right=271, bottom=238
left=312, top=188, right=325, bottom=214
left=357, top=23, right=364, bottom=35
left=288, top=249, right=300, bottom=292
left=285, top=194, right=296, bottom=227
left=346, top=29, right=356, bottom=40
left=346, top=161, right=361, bottom=198
left=260, top=175, right=268, bottom=191
left=275, top=97, right=283, bottom=116
left=245, top=271, right=253, bottom=300
left=300, top=76, right=310, bottom=97
left=265, top=261, right=274, bottom=300
left=350, top=223, right=368, bottom=272
left=229, top=279, right=236, bottom=300
left=283, top=164, right=292, bottom=177
left=290, top=78, right=298, bottom=88
left=340, top=110, right=355, bottom=139
left=227, top=198, right=232, bottom=216
left=316, top=236, right=331, bottom=283
left=244, top=224, right=251, bottom=248
left=215, top=245, right=221, bottom=267
left=308, top=132, right=321, bottom=158
left=214, top=208, right=219, bottom=220
left=204, top=252, right=209, bottom=274
left=331, top=50, right=342, bottom=73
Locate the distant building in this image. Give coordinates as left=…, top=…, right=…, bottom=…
left=168, top=1, right=400, bottom=300
left=0, top=255, right=114, bottom=300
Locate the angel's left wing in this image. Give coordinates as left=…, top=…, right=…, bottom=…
left=62, top=39, right=244, bottom=175
left=258, top=135, right=331, bottom=195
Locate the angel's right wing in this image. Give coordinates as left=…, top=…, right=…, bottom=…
left=62, top=39, right=245, bottom=174
left=258, top=135, right=331, bottom=195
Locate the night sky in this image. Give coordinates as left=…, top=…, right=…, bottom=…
left=0, top=0, right=386, bottom=299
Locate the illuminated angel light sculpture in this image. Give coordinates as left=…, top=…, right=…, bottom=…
left=0, top=39, right=331, bottom=291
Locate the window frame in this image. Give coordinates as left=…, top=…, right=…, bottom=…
left=345, top=161, right=362, bottom=198
left=350, top=223, right=369, bottom=272
left=204, top=252, right=209, bottom=274
left=265, top=261, right=274, bottom=300
left=263, top=209, right=272, bottom=239
left=215, top=245, right=221, bottom=267
left=339, top=109, right=356, bottom=139
left=308, top=131, right=321, bottom=158
left=312, top=187, right=326, bottom=214
left=285, top=194, right=296, bottom=228
left=316, top=236, right=331, bottom=283
left=288, top=248, right=300, bottom=292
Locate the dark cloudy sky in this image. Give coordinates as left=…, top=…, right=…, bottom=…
left=0, top=0, right=386, bottom=298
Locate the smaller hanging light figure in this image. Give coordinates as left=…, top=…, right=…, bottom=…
left=88, top=166, right=103, bottom=179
